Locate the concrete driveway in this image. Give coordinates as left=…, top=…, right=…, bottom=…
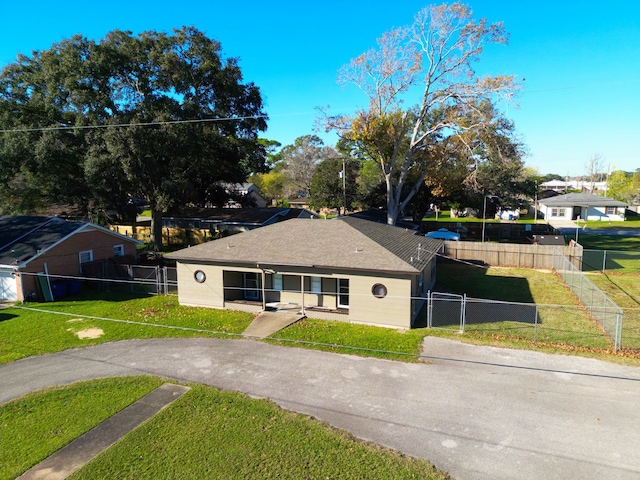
left=2, top=337, right=640, bottom=480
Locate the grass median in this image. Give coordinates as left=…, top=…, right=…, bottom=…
left=1, top=377, right=449, bottom=480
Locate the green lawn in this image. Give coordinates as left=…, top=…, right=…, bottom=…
left=2, top=265, right=637, bottom=365
left=587, top=272, right=640, bottom=350
left=0, top=378, right=449, bottom=480
left=434, top=263, right=615, bottom=350
left=0, top=292, right=253, bottom=364
left=0, top=377, right=165, bottom=480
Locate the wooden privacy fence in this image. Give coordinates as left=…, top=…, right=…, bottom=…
left=443, top=241, right=583, bottom=269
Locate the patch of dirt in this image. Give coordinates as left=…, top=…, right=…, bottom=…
left=75, top=328, right=104, bottom=339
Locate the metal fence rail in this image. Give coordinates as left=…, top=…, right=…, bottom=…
left=552, top=249, right=623, bottom=349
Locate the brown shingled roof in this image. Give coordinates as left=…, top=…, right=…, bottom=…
left=167, top=217, right=443, bottom=274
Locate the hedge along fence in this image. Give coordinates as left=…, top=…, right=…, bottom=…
left=443, top=241, right=583, bottom=270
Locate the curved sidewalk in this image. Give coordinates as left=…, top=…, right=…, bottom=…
left=2, top=337, right=640, bottom=480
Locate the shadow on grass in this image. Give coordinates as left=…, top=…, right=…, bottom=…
left=27, top=287, right=152, bottom=306
left=0, top=312, right=18, bottom=322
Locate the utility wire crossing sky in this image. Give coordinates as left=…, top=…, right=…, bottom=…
left=1, top=0, right=639, bottom=177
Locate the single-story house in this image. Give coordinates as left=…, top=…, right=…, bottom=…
left=167, top=216, right=444, bottom=329
left=0, top=216, right=141, bottom=302
left=538, top=193, right=627, bottom=221
left=219, top=182, right=267, bottom=208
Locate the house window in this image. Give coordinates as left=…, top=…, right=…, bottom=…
left=79, top=250, right=93, bottom=265
left=371, top=283, right=387, bottom=298
left=338, top=278, right=349, bottom=309
left=550, top=208, right=566, bottom=218
left=273, top=274, right=283, bottom=291
left=605, top=207, right=615, bottom=215
left=310, top=276, right=322, bottom=294
left=78, top=250, right=93, bottom=273
left=194, top=270, right=206, bottom=283
left=113, top=244, right=125, bottom=257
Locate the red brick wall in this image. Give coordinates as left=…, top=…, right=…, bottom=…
left=20, top=229, right=137, bottom=299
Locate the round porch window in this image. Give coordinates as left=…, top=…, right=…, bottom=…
left=371, top=283, right=387, bottom=298
left=194, top=270, right=206, bottom=283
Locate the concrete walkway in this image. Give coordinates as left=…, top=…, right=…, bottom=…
left=242, top=311, right=304, bottom=338
left=2, top=338, right=640, bottom=480
left=17, top=383, right=190, bottom=480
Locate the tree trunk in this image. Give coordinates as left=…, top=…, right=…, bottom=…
left=386, top=188, right=398, bottom=225
left=149, top=208, right=164, bottom=252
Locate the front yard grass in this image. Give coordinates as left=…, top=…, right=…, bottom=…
left=2, top=265, right=639, bottom=366
left=1, top=378, right=449, bottom=480
left=0, top=292, right=253, bottom=364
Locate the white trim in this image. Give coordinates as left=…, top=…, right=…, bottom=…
left=113, top=244, right=125, bottom=257
left=78, top=249, right=93, bottom=267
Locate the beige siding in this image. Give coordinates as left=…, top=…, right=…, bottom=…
left=176, top=263, right=225, bottom=308
left=346, top=274, right=413, bottom=328
left=175, top=261, right=418, bottom=328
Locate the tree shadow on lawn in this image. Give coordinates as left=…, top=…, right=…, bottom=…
left=435, top=262, right=535, bottom=303
left=427, top=262, right=540, bottom=329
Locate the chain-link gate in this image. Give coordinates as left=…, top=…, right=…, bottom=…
left=429, top=292, right=464, bottom=330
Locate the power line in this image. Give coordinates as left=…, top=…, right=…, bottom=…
left=0, top=114, right=269, bottom=134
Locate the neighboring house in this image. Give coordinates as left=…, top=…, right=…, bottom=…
left=167, top=216, right=444, bottom=329
left=540, top=179, right=607, bottom=193
left=219, top=182, right=267, bottom=208
left=0, top=216, right=140, bottom=302
left=538, top=193, right=627, bottom=221
left=163, top=207, right=318, bottom=235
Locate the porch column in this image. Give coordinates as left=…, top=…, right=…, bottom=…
left=301, top=274, right=305, bottom=315
left=261, top=269, right=266, bottom=311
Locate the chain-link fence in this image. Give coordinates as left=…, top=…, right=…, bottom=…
left=582, top=249, right=640, bottom=273
left=552, top=249, right=623, bottom=349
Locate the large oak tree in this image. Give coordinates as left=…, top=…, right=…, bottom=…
left=0, top=27, right=267, bottom=250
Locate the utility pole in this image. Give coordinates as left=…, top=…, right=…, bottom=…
left=342, top=158, right=347, bottom=216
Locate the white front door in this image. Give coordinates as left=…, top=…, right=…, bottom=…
left=0, top=270, right=18, bottom=301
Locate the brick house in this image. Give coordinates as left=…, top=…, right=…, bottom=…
left=0, top=216, right=141, bottom=302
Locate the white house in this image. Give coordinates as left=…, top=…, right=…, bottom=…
left=538, top=193, right=627, bottom=222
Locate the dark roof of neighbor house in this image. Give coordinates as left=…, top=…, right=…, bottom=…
left=347, top=209, right=418, bottom=229
left=532, top=234, right=566, bottom=246
left=167, top=216, right=443, bottom=274
left=539, top=193, right=627, bottom=207
left=0, top=215, right=139, bottom=267
left=164, top=207, right=317, bottom=226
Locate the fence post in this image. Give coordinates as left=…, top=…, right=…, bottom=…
left=534, top=305, right=538, bottom=343
left=427, top=290, right=432, bottom=328
left=127, top=265, right=134, bottom=293
left=461, top=294, right=466, bottom=332
left=163, top=266, right=168, bottom=295
left=602, top=250, right=607, bottom=273
left=615, top=312, right=622, bottom=352
left=155, top=266, right=161, bottom=295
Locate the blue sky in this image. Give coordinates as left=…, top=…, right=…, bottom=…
left=1, top=0, right=639, bottom=177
